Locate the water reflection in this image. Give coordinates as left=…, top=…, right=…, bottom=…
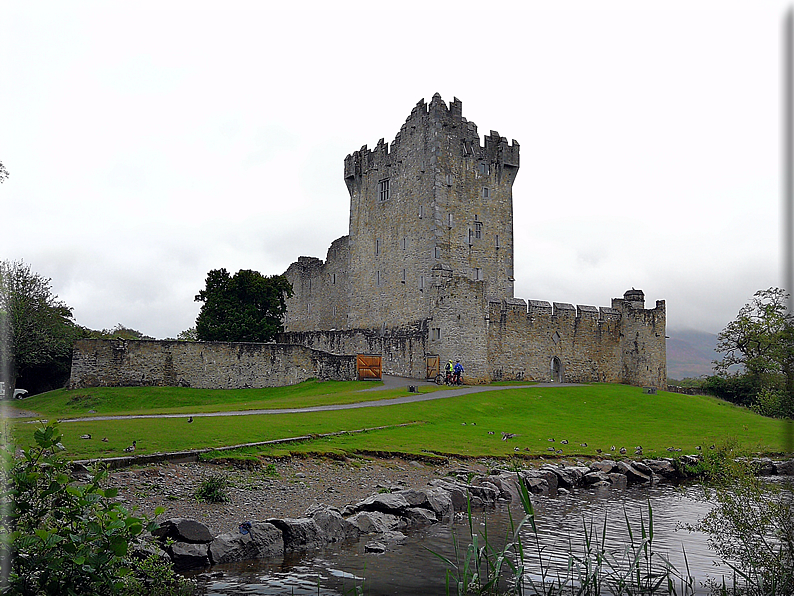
left=189, top=483, right=736, bottom=595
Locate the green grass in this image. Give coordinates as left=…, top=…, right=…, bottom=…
left=6, top=384, right=789, bottom=462
left=5, top=379, right=444, bottom=418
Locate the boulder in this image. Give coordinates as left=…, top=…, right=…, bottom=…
left=429, top=479, right=469, bottom=512
left=153, top=518, right=213, bottom=544
left=583, top=471, right=611, bottom=486
left=521, top=476, right=550, bottom=495
left=589, top=460, right=617, bottom=474
left=310, top=507, right=361, bottom=543
left=483, top=474, right=521, bottom=503
left=774, top=460, right=794, bottom=475
left=353, top=492, right=412, bottom=514
left=540, top=465, right=579, bottom=489
left=751, top=458, right=775, bottom=476
left=529, top=469, right=559, bottom=491
left=643, top=459, right=677, bottom=478
left=266, top=518, right=324, bottom=552
left=616, top=461, right=651, bottom=484
left=608, top=473, right=627, bottom=489
left=364, top=541, right=386, bottom=553
left=209, top=522, right=284, bottom=564
left=348, top=511, right=405, bottom=534
left=169, top=541, right=210, bottom=570
left=403, top=507, right=437, bottom=526
left=631, top=461, right=654, bottom=478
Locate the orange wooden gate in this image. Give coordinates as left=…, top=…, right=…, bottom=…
left=357, top=354, right=382, bottom=380
left=426, top=355, right=440, bottom=380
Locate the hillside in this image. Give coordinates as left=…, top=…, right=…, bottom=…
left=666, top=328, right=720, bottom=380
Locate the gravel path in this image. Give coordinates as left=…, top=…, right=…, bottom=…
left=108, top=455, right=491, bottom=536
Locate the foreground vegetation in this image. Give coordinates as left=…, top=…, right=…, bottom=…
left=5, top=382, right=788, bottom=462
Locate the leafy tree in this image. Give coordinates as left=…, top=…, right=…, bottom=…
left=0, top=423, right=194, bottom=596
left=176, top=327, right=198, bottom=341
left=0, top=161, right=8, bottom=183
left=194, top=268, right=293, bottom=342
left=713, top=288, right=794, bottom=417
left=0, top=260, right=77, bottom=399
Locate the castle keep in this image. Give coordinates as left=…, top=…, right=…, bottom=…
left=281, top=94, right=666, bottom=387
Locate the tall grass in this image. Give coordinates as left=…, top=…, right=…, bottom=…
left=429, top=471, right=697, bottom=595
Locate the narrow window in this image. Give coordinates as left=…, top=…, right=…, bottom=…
left=432, top=328, right=441, bottom=340
left=433, top=246, right=441, bottom=259
left=402, top=237, right=407, bottom=250
left=495, top=234, right=500, bottom=248
left=331, top=273, right=336, bottom=284
left=378, top=179, right=390, bottom=201
left=474, top=267, right=483, bottom=281
left=418, top=205, right=424, bottom=219
left=474, top=221, right=483, bottom=239
left=332, top=305, right=336, bottom=316
left=376, top=270, right=381, bottom=286
left=446, top=173, right=453, bottom=186
left=307, top=303, right=311, bottom=314
left=308, top=279, right=312, bottom=291
left=375, top=238, right=380, bottom=256
left=479, top=163, right=488, bottom=175
left=448, top=213, right=453, bottom=228
left=401, top=269, right=406, bottom=283
left=482, top=187, right=490, bottom=199
left=419, top=275, right=425, bottom=290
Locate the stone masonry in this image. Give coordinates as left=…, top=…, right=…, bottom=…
left=282, top=94, right=666, bottom=387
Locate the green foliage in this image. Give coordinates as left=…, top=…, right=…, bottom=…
left=0, top=260, right=78, bottom=397
left=194, top=474, right=229, bottom=503
left=176, top=327, right=197, bottom=341
left=702, top=374, right=762, bottom=407
left=194, top=268, right=293, bottom=342
left=78, top=324, right=154, bottom=341
left=750, top=387, right=794, bottom=419
left=0, top=423, right=192, bottom=596
left=119, top=554, right=194, bottom=596
left=684, top=443, right=794, bottom=595
left=0, top=161, right=8, bottom=183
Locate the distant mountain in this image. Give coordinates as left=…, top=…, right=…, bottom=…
left=666, top=328, right=720, bottom=380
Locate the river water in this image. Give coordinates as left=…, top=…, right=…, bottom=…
left=189, top=482, right=772, bottom=595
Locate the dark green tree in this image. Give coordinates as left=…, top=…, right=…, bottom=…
left=0, top=260, right=77, bottom=399
left=194, top=268, right=293, bottom=342
left=713, top=287, right=794, bottom=418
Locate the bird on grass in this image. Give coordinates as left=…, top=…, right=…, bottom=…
left=619, top=447, right=627, bottom=454
left=580, top=442, right=588, bottom=447
left=548, top=438, right=555, bottom=442
left=502, top=432, right=518, bottom=441
left=80, top=434, right=91, bottom=440
left=595, top=448, right=603, bottom=454
left=188, top=416, right=193, bottom=423
left=101, top=437, right=108, bottom=442
left=123, top=441, right=136, bottom=453
left=547, top=447, right=555, bottom=452
left=487, top=431, right=495, bottom=435
left=634, top=447, right=643, bottom=455
left=514, top=446, right=520, bottom=452
left=560, top=439, right=569, bottom=445
left=610, top=445, right=616, bottom=451
left=555, top=449, right=563, bottom=455
left=696, top=445, right=702, bottom=451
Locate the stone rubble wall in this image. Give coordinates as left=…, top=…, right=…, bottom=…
left=68, top=339, right=356, bottom=390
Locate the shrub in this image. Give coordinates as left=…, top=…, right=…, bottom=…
left=0, top=422, right=194, bottom=596
left=702, top=374, right=762, bottom=407
left=751, top=387, right=794, bottom=419
left=194, top=474, right=229, bottom=503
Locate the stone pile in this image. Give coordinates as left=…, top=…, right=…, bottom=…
left=144, top=455, right=794, bottom=570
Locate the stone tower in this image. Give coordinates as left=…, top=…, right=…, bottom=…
left=343, top=93, right=520, bottom=329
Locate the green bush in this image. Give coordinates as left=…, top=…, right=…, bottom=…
left=0, top=423, right=194, bottom=596
left=194, top=474, right=229, bottom=503
left=751, top=387, right=794, bottom=419
left=702, top=374, right=762, bottom=407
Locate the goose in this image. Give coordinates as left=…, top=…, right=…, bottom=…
left=514, top=446, right=520, bottom=452
left=487, top=431, right=494, bottom=435
left=580, top=442, right=588, bottom=447
left=80, top=434, right=91, bottom=440
left=548, top=438, right=555, bottom=442
left=188, top=416, right=193, bottom=423
left=560, top=439, right=569, bottom=445
left=547, top=446, right=555, bottom=452
left=666, top=447, right=675, bottom=452
left=502, top=432, right=518, bottom=441
left=101, top=437, right=108, bottom=442
left=555, top=449, right=563, bottom=455
left=619, top=447, right=627, bottom=454
left=696, top=445, right=702, bottom=451
left=595, top=448, right=603, bottom=454
left=610, top=445, right=616, bottom=451
left=123, top=441, right=136, bottom=453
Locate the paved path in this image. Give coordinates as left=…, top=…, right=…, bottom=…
left=42, top=376, right=579, bottom=423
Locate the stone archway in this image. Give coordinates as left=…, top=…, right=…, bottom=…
left=551, top=357, right=563, bottom=382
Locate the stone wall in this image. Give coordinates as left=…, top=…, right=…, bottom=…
left=69, top=339, right=357, bottom=390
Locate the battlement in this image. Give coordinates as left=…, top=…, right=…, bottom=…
left=344, top=94, right=519, bottom=183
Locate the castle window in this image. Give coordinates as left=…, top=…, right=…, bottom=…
left=402, top=269, right=406, bottom=283
left=376, top=270, right=381, bottom=286
left=431, top=328, right=441, bottom=340
left=495, top=235, right=500, bottom=248
left=331, top=273, right=336, bottom=284
left=375, top=238, right=380, bottom=256
left=448, top=213, right=453, bottom=228
left=482, top=187, right=490, bottom=199
left=474, top=267, right=483, bottom=281
left=419, top=275, right=425, bottom=290
left=446, top=173, right=453, bottom=186
left=332, top=305, right=336, bottom=316
left=479, top=163, right=489, bottom=175
left=474, top=221, right=483, bottom=239
left=402, top=237, right=407, bottom=250
left=378, top=179, right=390, bottom=202
left=433, top=246, right=441, bottom=259
left=418, top=205, right=424, bottom=219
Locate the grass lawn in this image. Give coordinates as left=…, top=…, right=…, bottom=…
left=4, top=379, right=447, bottom=418
left=5, top=383, right=789, bottom=462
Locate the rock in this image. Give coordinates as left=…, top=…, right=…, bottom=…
left=364, top=541, right=386, bottom=553
left=428, top=479, right=469, bottom=512
left=169, top=541, right=210, bottom=570
left=403, top=507, right=437, bottom=525
left=589, top=460, right=617, bottom=474
left=521, top=475, right=550, bottom=495
left=529, top=469, right=559, bottom=491
left=424, top=487, right=454, bottom=521
left=751, top=458, right=775, bottom=476
left=557, top=488, right=570, bottom=495
left=266, top=518, right=324, bottom=553
left=153, top=518, right=214, bottom=544
left=540, top=465, right=580, bottom=489
left=382, top=530, right=407, bottom=542
left=583, top=471, right=610, bottom=486
left=209, top=522, right=284, bottom=564
left=483, top=474, right=521, bottom=503
left=643, top=459, right=677, bottom=478
left=353, top=492, right=412, bottom=514
left=348, top=511, right=405, bottom=534
left=616, top=461, right=651, bottom=484
left=608, top=473, right=627, bottom=489
left=311, top=507, right=360, bottom=542
left=631, top=461, right=654, bottom=477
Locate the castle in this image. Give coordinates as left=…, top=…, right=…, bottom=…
left=280, top=94, right=666, bottom=387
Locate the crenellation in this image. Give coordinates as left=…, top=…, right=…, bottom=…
left=577, top=305, right=599, bottom=318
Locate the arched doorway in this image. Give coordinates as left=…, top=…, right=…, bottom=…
left=550, top=357, right=563, bottom=382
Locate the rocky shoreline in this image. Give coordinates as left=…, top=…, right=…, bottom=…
left=105, top=453, right=794, bottom=571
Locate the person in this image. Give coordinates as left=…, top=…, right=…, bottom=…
left=445, top=359, right=454, bottom=384
left=453, top=359, right=464, bottom=385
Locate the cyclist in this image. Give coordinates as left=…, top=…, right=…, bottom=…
left=445, top=359, right=454, bottom=384
left=453, top=359, right=464, bottom=385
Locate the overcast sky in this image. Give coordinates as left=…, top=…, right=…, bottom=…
left=1, top=1, right=789, bottom=339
